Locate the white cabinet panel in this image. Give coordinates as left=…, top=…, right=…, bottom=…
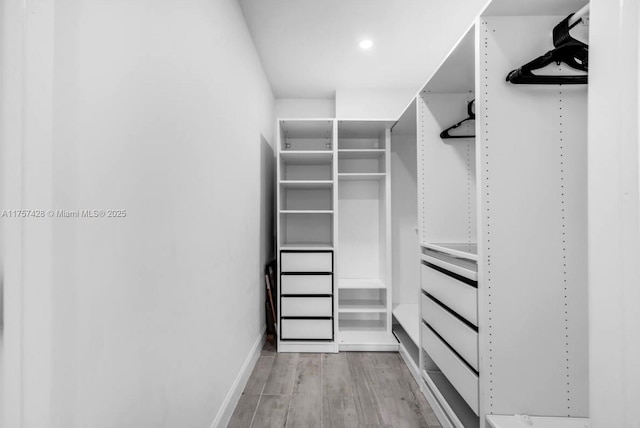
left=421, top=262, right=477, bottom=326
left=281, top=274, right=332, bottom=295
left=422, top=323, right=479, bottom=415
left=281, top=252, right=332, bottom=272
left=281, top=297, right=332, bottom=317
left=422, top=294, right=478, bottom=371
left=281, top=318, right=333, bottom=340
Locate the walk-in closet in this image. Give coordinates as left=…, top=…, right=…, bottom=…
left=3, top=0, right=638, bottom=427
left=273, top=0, right=594, bottom=427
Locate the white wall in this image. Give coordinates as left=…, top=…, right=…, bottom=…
left=2, top=0, right=275, bottom=427
left=588, top=1, right=640, bottom=427
left=336, top=89, right=416, bottom=120
left=275, top=98, right=335, bottom=118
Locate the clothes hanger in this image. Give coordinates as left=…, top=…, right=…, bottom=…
left=440, top=99, right=475, bottom=139
left=506, top=13, right=588, bottom=85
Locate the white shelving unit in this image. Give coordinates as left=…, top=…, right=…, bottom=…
left=403, top=1, right=590, bottom=427
left=277, top=119, right=399, bottom=353
left=336, top=120, right=398, bottom=351
left=476, top=1, right=589, bottom=422
left=277, top=119, right=338, bottom=353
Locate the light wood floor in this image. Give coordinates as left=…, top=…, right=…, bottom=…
left=228, top=341, right=441, bottom=428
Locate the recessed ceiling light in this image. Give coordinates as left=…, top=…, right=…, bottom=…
left=359, top=39, right=373, bottom=50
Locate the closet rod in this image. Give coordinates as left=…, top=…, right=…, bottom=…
left=569, top=4, right=590, bottom=27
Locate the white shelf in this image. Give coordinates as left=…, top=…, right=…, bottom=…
left=280, top=210, right=333, bottom=214
left=422, top=370, right=479, bottom=428
left=393, top=303, right=419, bottom=346
left=338, top=149, right=385, bottom=159
left=280, top=180, right=333, bottom=189
left=338, top=319, right=386, bottom=331
left=486, top=415, right=590, bottom=428
left=421, top=249, right=478, bottom=281
left=338, top=173, right=386, bottom=181
left=338, top=299, right=386, bottom=313
left=338, top=329, right=397, bottom=346
left=280, top=150, right=333, bottom=164
left=421, top=242, right=478, bottom=262
left=280, top=243, right=334, bottom=250
left=338, top=278, right=386, bottom=289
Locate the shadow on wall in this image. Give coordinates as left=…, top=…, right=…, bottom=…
left=260, top=134, right=275, bottom=273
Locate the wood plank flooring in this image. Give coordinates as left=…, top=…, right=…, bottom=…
left=228, top=342, right=441, bottom=428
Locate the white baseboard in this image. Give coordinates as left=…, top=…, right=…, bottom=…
left=210, top=325, right=266, bottom=428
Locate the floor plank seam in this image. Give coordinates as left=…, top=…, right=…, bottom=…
left=247, top=394, right=262, bottom=428
left=320, top=353, right=324, bottom=428
left=248, top=354, right=275, bottom=428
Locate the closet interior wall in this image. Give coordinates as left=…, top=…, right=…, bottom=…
left=389, top=101, right=421, bottom=377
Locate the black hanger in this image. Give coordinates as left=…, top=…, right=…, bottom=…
left=506, top=13, right=588, bottom=85
left=440, top=99, right=475, bottom=139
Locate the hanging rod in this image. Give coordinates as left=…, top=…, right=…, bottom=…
left=569, top=4, right=590, bottom=27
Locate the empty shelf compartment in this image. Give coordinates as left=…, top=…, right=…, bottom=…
left=338, top=288, right=386, bottom=313
left=280, top=120, right=333, bottom=151
left=280, top=186, right=333, bottom=211
left=392, top=303, right=419, bottom=346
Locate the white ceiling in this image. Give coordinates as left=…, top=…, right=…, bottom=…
left=239, top=0, right=490, bottom=99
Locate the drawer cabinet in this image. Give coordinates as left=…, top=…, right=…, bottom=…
left=422, top=323, right=479, bottom=415
left=281, top=251, right=332, bottom=272
left=421, top=262, right=478, bottom=326
left=422, top=294, right=479, bottom=371
left=281, top=297, right=332, bottom=317
left=281, top=318, right=333, bottom=340
left=281, top=274, right=332, bottom=295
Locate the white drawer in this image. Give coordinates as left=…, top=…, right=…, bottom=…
left=281, top=318, right=333, bottom=340
left=281, top=274, right=332, bottom=295
left=422, top=294, right=479, bottom=371
left=281, top=297, right=332, bottom=317
left=421, top=262, right=478, bottom=326
left=422, top=323, right=479, bottom=415
left=281, top=252, right=332, bottom=273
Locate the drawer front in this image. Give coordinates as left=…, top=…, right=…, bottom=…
left=422, top=323, right=479, bottom=415
left=281, top=318, right=333, bottom=340
left=281, top=297, right=332, bottom=317
left=422, top=294, right=479, bottom=371
left=281, top=274, right=333, bottom=295
left=281, top=252, right=332, bottom=273
left=421, top=262, right=478, bottom=326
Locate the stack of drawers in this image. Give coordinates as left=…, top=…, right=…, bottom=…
left=420, top=253, right=479, bottom=414
left=280, top=251, right=334, bottom=340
